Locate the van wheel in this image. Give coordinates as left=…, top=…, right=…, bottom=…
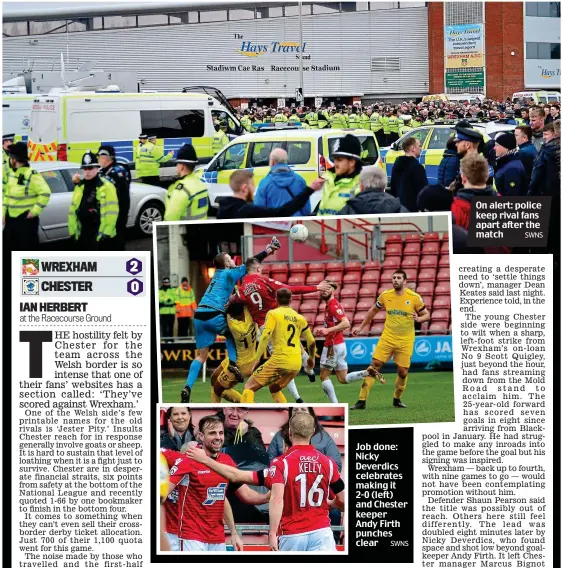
left=136, top=201, right=164, bottom=236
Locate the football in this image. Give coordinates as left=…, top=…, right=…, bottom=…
left=290, top=224, right=309, bottom=243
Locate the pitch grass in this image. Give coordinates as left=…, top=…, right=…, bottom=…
left=161, top=371, right=455, bottom=426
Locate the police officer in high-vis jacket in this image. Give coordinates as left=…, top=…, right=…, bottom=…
left=98, top=145, right=131, bottom=250
left=164, top=144, right=208, bottom=221
left=2, top=133, right=15, bottom=186
left=317, top=134, right=362, bottom=216
left=135, top=133, right=174, bottom=186
left=212, top=121, right=230, bottom=155
left=3, top=141, right=51, bottom=249
left=69, top=151, right=119, bottom=250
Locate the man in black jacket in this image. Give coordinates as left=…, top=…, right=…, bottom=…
left=338, top=166, right=407, bottom=215
left=217, top=169, right=323, bottom=219
left=390, top=137, right=428, bottom=212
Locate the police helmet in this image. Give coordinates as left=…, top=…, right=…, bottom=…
left=332, top=134, right=362, bottom=161
left=176, top=144, right=198, bottom=165
left=7, top=141, right=28, bottom=162
left=98, top=145, right=116, bottom=158
left=81, top=151, right=100, bottom=167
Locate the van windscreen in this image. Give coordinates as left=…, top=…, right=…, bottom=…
left=141, top=110, right=205, bottom=138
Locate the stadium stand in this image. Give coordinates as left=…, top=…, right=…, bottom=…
left=262, top=232, right=451, bottom=335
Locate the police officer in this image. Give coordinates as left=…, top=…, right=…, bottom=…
left=69, top=151, right=119, bottom=250
left=164, top=144, right=208, bottom=221
left=360, top=108, right=371, bottom=130
left=398, top=115, right=413, bottom=136
left=289, top=108, right=300, bottom=122
left=330, top=105, right=347, bottom=129
left=2, top=133, right=15, bottom=184
left=387, top=109, right=400, bottom=144
left=159, top=277, right=177, bottom=342
left=348, top=106, right=360, bottom=129
left=317, top=134, right=362, bottom=215
left=318, top=106, right=330, bottom=129
left=212, top=120, right=230, bottom=155
left=98, top=145, right=131, bottom=250
left=240, top=109, right=253, bottom=132
left=274, top=108, right=287, bottom=123
left=306, top=107, right=319, bottom=128
left=135, top=133, right=174, bottom=186
left=370, top=107, right=385, bottom=147
left=3, top=141, right=51, bottom=249
left=380, top=110, right=391, bottom=146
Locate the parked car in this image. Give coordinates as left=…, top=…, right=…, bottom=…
left=33, top=161, right=166, bottom=242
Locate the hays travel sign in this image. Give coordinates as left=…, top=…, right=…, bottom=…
left=237, top=40, right=308, bottom=57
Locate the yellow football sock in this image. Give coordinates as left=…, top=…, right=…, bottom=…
left=222, top=388, right=242, bottom=403
left=241, top=389, right=255, bottom=403
left=358, top=376, right=375, bottom=401
left=211, top=388, right=222, bottom=403
left=270, top=391, right=287, bottom=404
left=394, top=375, right=408, bottom=399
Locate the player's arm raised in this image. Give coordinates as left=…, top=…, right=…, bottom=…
left=301, top=325, right=317, bottom=368
left=223, top=498, right=244, bottom=551
left=253, top=236, right=282, bottom=263
left=353, top=299, right=383, bottom=336
left=268, top=483, right=285, bottom=551
left=184, top=447, right=255, bottom=484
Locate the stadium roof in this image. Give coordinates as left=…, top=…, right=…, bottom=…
left=3, top=1, right=297, bottom=22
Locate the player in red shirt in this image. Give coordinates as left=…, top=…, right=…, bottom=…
left=161, top=446, right=184, bottom=550
left=166, top=414, right=269, bottom=552
left=185, top=412, right=345, bottom=552
left=236, top=258, right=331, bottom=401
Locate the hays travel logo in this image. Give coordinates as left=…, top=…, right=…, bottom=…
left=237, top=40, right=308, bottom=57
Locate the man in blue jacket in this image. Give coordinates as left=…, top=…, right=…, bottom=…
left=254, top=148, right=311, bottom=216
left=515, top=125, right=537, bottom=184
left=494, top=132, right=528, bottom=197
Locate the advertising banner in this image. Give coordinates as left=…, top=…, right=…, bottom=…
left=445, top=70, right=485, bottom=89
left=445, top=24, right=484, bottom=69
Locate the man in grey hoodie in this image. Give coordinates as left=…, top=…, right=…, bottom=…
left=338, top=166, right=408, bottom=215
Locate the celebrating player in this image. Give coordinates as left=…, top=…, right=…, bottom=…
left=210, top=303, right=256, bottom=403
left=181, top=237, right=281, bottom=402
left=237, top=257, right=331, bottom=400
left=186, top=412, right=345, bottom=552
left=166, top=414, right=269, bottom=551
left=241, top=288, right=316, bottom=404
left=349, top=270, right=430, bottom=410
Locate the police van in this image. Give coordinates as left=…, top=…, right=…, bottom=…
left=511, top=91, right=561, bottom=104
left=198, top=128, right=383, bottom=212
left=28, top=89, right=244, bottom=179
left=2, top=94, right=35, bottom=142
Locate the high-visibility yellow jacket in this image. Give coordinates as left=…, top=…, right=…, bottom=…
left=3, top=165, right=51, bottom=218
left=176, top=284, right=197, bottom=318
left=135, top=141, right=173, bottom=178
left=370, top=113, right=383, bottom=132
left=68, top=177, right=118, bottom=240
left=317, top=169, right=361, bottom=216
left=164, top=172, right=208, bottom=221
left=212, top=130, right=229, bottom=155
left=159, top=287, right=177, bottom=316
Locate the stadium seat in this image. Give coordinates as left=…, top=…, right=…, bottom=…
left=305, top=314, right=316, bottom=328
left=359, top=285, right=378, bottom=298
left=343, top=273, right=361, bottom=284
left=315, top=314, right=326, bottom=327
left=442, top=232, right=449, bottom=241
left=374, top=310, right=386, bottom=322
left=422, top=242, right=440, bottom=255
left=353, top=311, right=368, bottom=324
left=305, top=291, right=321, bottom=300
left=434, top=283, right=451, bottom=295
left=424, top=232, right=440, bottom=242
left=440, top=241, right=450, bottom=254
left=327, top=261, right=345, bottom=273
left=406, top=282, right=417, bottom=291
left=290, top=263, right=307, bottom=275
left=340, top=286, right=360, bottom=298
left=261, top=264, right=271, bottom=276
left=416, top=282, right=435, bottom=295
left=345, top=261, right=363, bottom=273
left=437, top=268, right=450, bottom=281
left=300, top=300, right=318, bottom=314
left=433, top=296, right=451, bottom=309
left=418, top=269, right=437, bottom=282
left=356, top=300, right=373, bottom=312
left=421, top=295, right=433, bottom=308
left=340, top=299, right=357, bottom=312
left=385, top=234, right=403, bottom=244
left=370, top=322, right=385, bottom=335
left=385, top=243, right=403, bottom=256
left=420, top=255, right=438, bottom=268
left=306, top=273, right=325, bottom=285
left=405, top=233, right=422, bottom=243
left=382, top=256, right=401, bottom=269
left=431, top=308, right=450, bottom=321
left=363, top=260, right=381, bottom=271
left=377, top=285, right=388, bottom=296
left=380, top=270, right=395, bottom=284
left=429, top=321, right=449, bottom=335
left=326, top=272, right=343, bottom=284
left=308, top=262, right=326, bottom=274
left=404, top=268, right=418, bottom=282
left=290, top=299, right=301, bottom=312
left=438, top=255, right=450, bottom=268
left=288, top=274, right=306, bottom=285
left=403, top=242, right=421, bottom=256
left=270, top=263, right=288, bottom=280
left=361, top=271, right=380, bottom=284
left=419, top=322, right=429, bottom=335
left=402, top=256, right=420, bottom=269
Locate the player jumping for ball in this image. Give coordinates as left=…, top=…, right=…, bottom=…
left=186, top=412, right=345, bottom=552
left=180, top=237, right=281, bottom=402
left=241, top=288, right=317, bottom=404
left=314, top=279, right=385, bottom=403
left=349, top=270, right=430, bottom=410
